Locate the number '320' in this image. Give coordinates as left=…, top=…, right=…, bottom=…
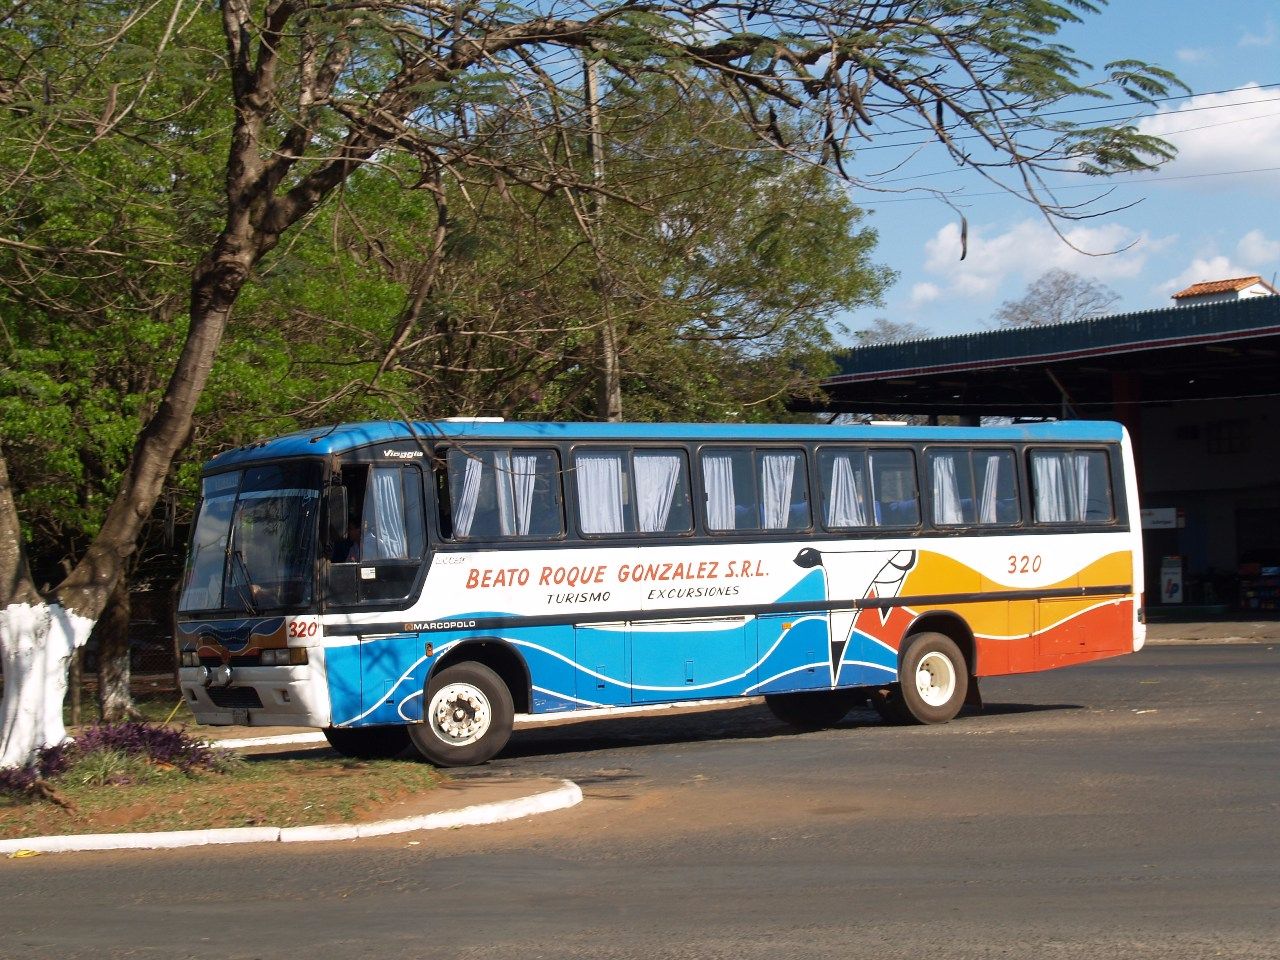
left=1008, top=554, right=1043, bottom=574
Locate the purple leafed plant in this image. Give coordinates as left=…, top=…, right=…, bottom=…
left=74, top=722, right=216, bottom=772
left=0, top=743, right=72, bottom=795
left=1, top=723, right=218, bottom=798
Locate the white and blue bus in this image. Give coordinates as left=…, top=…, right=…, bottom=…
left=176, top=419, right=1144, bottom=765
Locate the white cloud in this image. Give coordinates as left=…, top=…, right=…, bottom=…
left=909, top=282, right=942, bottom=307
left=1136, top=83, right=1280, bottom=191
left=1154, top=255, right=1253, bottom=299
left=921, top=218, right=1166, bottom=302
left=1238, top=19, right=1276, bottom=47
left=1237, top=229, right=1280, bottom=266
left=1176, top=48, right=1210, bottom=64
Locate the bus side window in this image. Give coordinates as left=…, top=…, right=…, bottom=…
left=1030, top=448, right=1113, bottom=524
left=759, top=449, right=810, bottom=530
left=448, top=447, right=563, bottom=539
left=817, top=447, right=871, bottom=529
left=635, top=449, right=692, bottom=533
left=702, top=448, right=758, bottom=531
left=359, top=465, right=424, bottom=561
left=869, top=449, right=920, bottom=527
left=575, top=449, right=633, bottom=534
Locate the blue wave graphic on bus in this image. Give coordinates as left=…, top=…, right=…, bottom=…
left=328, top=564, right=906, bottom=729
left=177, top=617, right=285, bottom=654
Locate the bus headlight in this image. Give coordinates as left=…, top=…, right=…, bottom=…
left=259, top=647, right=307, bottom=670
left=212, top=664, right=233, bottom=687
left=262, top=648, right=308, bottom=666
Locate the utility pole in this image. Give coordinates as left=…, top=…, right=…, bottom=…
left=584, top=53, right=622, bottom=422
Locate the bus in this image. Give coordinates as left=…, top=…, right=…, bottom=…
left=176, top=419, right=1145, bottom=766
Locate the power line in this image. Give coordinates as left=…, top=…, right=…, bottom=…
left=863, top=165, right=1280, bottom=204
left=849, top=84, right=1280, bottom=155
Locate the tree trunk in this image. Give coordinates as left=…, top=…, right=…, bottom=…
left=0, top=602, right=94, bottom=769
left=0, top=255, right=244, bottom=767
left=96, top=577, right=140, bottom=723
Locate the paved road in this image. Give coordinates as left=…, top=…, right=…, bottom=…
left=3, top=643, right=1278, bottom=960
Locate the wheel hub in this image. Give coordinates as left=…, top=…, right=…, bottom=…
left=429, top=682, right=492, bottom=745
left=915, top=651, right=956, bottom=707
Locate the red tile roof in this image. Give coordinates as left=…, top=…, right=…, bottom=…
left=1172, top=276, right=1278, bottom=299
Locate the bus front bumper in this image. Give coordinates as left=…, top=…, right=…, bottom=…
left=179, top=664, right=331, bottom=728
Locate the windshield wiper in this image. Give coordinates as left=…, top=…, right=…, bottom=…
left=227, top=546, right=258, bottom=615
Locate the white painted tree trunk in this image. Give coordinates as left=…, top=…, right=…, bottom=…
left=0, top=603, right=96, bottom=769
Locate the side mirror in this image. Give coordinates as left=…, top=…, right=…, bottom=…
left=326, top=485, right=348, bottom=545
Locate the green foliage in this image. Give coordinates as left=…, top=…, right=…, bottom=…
left=0, top=1, right=227, bottom=574
left=0, top=0, right=1181, bottom=586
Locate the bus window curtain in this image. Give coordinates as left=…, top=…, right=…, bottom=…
left=512, top=454, right=537, bottom=535
left=577, top=452, right=627, bottom=534
left=703, top=454, right=736, bottom=530
left=1072, top=453, right=1090, bottom=522
left=978, top=453, right=1002, bottom=524
left=495, top=452, right=537, bottom=536
left=932, top=453, right=965, bottom=525
left=366, top=467, right=408, bottom=559
left=760, top=453, right=797, bottom=529
left=451, top=454, right=483, bottom=538
left=1032, top=453, right=1063, bottom=521
left=826, top=454, right=868, bottom=527
left=1034, top=451, right=1089, bottom=522
left=634, top=452, right=679, bottom=533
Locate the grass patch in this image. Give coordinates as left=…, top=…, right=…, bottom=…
left=0, top=723, right=439, bottom=840
left=62, top=688, right=194, bottom=726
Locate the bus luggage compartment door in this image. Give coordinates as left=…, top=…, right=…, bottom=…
left=574, top=623, right=630, bottom=707
left=629, top=616, right=756, bottom=705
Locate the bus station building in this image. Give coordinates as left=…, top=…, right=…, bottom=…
left=803, top=288, right=1280, bottom=616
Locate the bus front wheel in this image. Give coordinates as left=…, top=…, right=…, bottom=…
left=896, top=632, right=968, bottom=725
left=408, top=661, right=514, bottom=767
left=765, top=690, right=860, bottom=730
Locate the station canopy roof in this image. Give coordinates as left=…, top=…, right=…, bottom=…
left=802, top=296, right=1280, bottom=419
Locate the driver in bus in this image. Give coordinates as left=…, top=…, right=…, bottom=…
left=331, top=519, right=362, bottom=563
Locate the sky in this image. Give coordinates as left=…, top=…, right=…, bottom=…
left=840, top=0, right=1280, bottom=342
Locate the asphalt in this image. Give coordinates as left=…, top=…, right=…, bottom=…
left=4, top=618, right=1273, bottom=857
left=1145, top=617, right=1280, bottom=643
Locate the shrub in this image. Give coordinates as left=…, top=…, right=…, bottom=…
left=75, top=721, right=216, bottom=773
left=0, top=722, right=220, bottom=800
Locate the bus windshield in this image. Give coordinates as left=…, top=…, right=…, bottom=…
left=178, top=462, right=321, bottom=613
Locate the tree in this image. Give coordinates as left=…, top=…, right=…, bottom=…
left=994, top=269, right=1121, bottom=327
left=853, top=318, right=932, bottom=346
left=1, top=0, right=1181, bottom=768
left=273, top=82, right=896, bottom=424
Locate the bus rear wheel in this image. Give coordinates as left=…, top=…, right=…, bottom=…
left=896, top=632, right=968, bottom=724
left=323, top=725, right=413, bottom=759
left=765, top=690, right=860, bottom=730
left=408, top=661, right=514, bottom=767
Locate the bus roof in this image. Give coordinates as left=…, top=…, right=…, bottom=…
left=203, top=419, right=1127, bottom=472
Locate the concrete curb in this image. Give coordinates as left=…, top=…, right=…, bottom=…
left=0, top=779, right=582, bottom=857
left=1145, top=636, right=1277, bottom=645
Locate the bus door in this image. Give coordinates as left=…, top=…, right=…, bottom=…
left=629, top=616, right=757, bottom=704
left=574, top=623, right=631, bottom=708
